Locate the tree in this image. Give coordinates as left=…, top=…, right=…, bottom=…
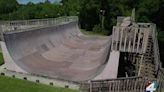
left=45, top=0, right=51, bottom=4
left=0, top=0, right=18, bottom=14
left=79, top=0, right=100, bottom=31
left=61, top=0, right=81, bottom=16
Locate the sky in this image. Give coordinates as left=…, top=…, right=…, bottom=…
left=17, top=0, right=61, bottom=4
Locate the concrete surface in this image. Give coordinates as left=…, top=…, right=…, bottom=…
left=2, top=21, right=112, bottom=81
left=93, top=51, right=120, bottom=80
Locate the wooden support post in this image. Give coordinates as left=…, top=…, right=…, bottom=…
left=115, top=27, right=119, bottom=50
left=141, top=30, right=146, bottom=53
left=89, top=81, right=92, bottom=92
left=111, top=27, right=115, bottom=50
left=133, top=28, right=137, bottom=52
left=143, top=29, right=149, bottom=53
left=137, top=29, right=141, bottom=53
left=138, top=54, right=144, bottom=76
left=128, top=40, right=131, bottom=52
left=119, top=27, right=123, bottom=50
left=124, top=28, right=127, bottom=51
left=115, top=29, right=118, bottom=51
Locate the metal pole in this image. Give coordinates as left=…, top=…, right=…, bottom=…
left=100, top=10, right=105, bottom=31
left=102, top=14, right=105, bottom=31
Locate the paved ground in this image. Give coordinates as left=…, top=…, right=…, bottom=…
left=2, top=21, right=112, bottom=81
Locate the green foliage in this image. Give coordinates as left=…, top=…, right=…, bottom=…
left=81, top=29, right=107, bottom=36
left=79, top=0, right=100, bottom=31
left=0, top=53, right=4, bottom=65
left=61, top=0, right=81, bottom=16
left=0, top=76, right=80, bottom=92
left=158, top=31, right=164, bottom=42
left=0, top=0, right=81, bottom=20
left=8, top=2, right=62, bottom=20
left=0, top=0, right=164, bottom=32
left=0, top=0, right=18, bottom=14
left=158, top=31, right=164, bottom=67
left=79, top=0, right=138, bottom=34
left=92, top=24, right=101, bottom=32
left=0, top=0, right=164, bottom=66
left=80, top=24, right=109, bottom=36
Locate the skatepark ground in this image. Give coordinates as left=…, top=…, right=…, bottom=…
left=3, top=21, right=112, bottom=81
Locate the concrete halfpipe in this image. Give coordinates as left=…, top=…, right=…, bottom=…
left=1, top=18, right=113, bottom=81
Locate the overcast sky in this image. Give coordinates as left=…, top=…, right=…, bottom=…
left=17, top=0, right=61, bottom=4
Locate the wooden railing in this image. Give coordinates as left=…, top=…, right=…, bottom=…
left=0, top=16, right=78, bottom=32
left=80, top=77, right=164, bottom=92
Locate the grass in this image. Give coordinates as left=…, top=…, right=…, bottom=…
left=0, top=52, right=4, bottom=65
left=0, top=76, right=80, bottom=92
left=80, top=29, right=108, bottom=36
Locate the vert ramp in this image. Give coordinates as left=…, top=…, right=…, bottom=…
left=2, top=21, right=112, bottom=81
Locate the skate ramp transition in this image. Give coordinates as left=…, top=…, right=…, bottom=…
left=2, top=17, right=112, bottom=81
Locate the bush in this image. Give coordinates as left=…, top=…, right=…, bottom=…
left=92, top=24, right=102, bottom=32
left=1, top=72, right=5, bottom=76
left=49, top=82, right=53, bottom=86
left=0, top=53, right=4, bottom=65
left=92, top=24, right=110, bottom=35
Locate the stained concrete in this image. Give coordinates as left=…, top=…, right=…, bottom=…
left=2, top=21, right=113, bottom=81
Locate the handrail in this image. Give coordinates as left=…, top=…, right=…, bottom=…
left=90, top=76, right=142, bottom=82
left=80, top=76, right=164, bottom=92
left=0, top=16, right=77, bottom=25
left=0, top=16, right=78, bottom=32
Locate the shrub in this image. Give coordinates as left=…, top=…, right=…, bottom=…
left=92, top=24, right=102, bottom=32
